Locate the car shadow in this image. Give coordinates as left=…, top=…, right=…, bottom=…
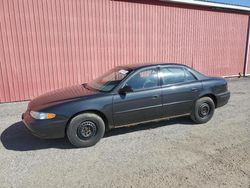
left=1, top=117, right=193, bottom=151
left=0, top=121, right=73, bottom=151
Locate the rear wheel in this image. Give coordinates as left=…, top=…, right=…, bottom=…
left=191, top=97, right=215, bottom=124
left=67, top=113, right=105, bottom=148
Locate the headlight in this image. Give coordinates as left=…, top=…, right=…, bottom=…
left=30, top=111, right=56, bottom=120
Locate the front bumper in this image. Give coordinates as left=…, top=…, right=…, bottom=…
left=22, top=111, right=67, bottom=139
left=216, top=91, right=230, bottom=108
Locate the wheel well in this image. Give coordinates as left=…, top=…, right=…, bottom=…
left=65, top=110, right=109, bottom=134
left=201, top=94, right=217, bottom=108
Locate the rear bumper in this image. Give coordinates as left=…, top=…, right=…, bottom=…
left=216, top=91, right=230, bottom=108
left=22, top=111, right=66, bottom=139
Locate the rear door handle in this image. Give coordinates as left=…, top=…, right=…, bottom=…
left=152, top=95, right=159, bottom=99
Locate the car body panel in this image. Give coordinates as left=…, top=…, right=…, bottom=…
left=113, top=87, right=162, bottom=126
left=28, top=84, right=96, bottom=110
left=161, top=81, right=203, bottom=117
left=22, top=110, right=66, bottom=138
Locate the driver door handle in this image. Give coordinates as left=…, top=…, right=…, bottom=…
left=191, top=88, right=198, bottom=92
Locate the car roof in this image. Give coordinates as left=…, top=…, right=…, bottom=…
left=117, top=63, right=189, bottom=70
left=116, top=62, right=208, bottom=81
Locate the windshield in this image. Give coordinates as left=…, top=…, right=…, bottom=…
left=86, top=67, right=132, bottom=92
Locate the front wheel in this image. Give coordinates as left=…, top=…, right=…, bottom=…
left=191, top=97, right=215, bottom=124
left=67, top=113, right=105, bottom=148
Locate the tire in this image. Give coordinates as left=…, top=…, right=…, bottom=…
left=67, top=113, right=105, bottom=148
left=191, top=97, right=215, bottom=124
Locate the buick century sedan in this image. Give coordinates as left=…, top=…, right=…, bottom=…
left=22, top=63, right=230, bottom=147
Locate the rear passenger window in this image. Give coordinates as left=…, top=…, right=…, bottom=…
left=160, top=67, right=197, bottom=86
left=184, top=69, right=197, bottom=81
left=160, top=67, right=185, bottom=85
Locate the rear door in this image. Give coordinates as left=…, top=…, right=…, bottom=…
left=113, top=67, right=162, bottom=126
left=160, top=66, right=202, bottom=117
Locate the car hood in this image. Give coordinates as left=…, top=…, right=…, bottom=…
left=28, top=84, right=98, bottom=110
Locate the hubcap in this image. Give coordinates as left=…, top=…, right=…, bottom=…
left=198, top=103, right=210, bottom=118
left=77, top=121, right=97, bottom=140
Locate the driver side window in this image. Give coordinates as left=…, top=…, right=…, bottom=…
left=125, top=68, right=158, bottom=91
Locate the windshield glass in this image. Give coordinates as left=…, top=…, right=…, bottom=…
left=87, top=67, right=132, bottom=92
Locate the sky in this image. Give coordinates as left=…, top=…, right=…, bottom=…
left=202, top=0, right=250, bottom=7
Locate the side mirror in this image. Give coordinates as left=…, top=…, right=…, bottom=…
left=119, top=85, right=133, bottom=95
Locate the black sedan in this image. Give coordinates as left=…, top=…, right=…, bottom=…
left=22, top=63, right=230, bottom=147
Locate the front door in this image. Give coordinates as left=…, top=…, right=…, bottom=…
left=113, top=67, right=162, bottom=126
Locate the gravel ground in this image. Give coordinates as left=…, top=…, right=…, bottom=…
left=0, top=78, right=250, bottom=188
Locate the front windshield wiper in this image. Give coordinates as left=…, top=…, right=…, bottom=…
left=82, top=83, right=90, bottom=90
left=82, top=83, right=100, bottom=92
